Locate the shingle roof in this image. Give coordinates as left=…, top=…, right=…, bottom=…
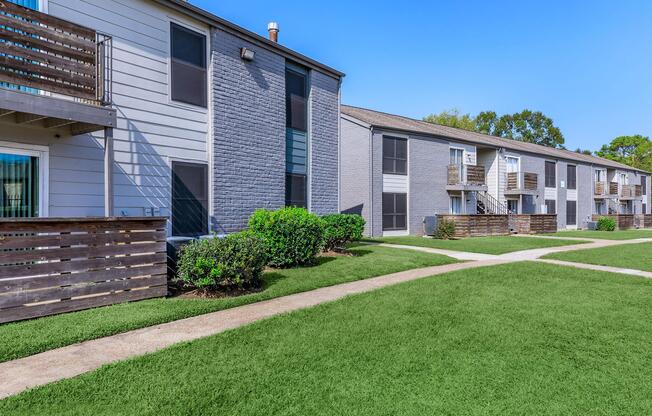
left=342, top=105, right=648, bottom=173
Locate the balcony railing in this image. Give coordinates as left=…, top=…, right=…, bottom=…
left=506, top=172, right=538, bottom=191
left=0, top=0, right=112, bottom=105
left=621, top=185, right=642, bottom=199
left=447, top=164, right=486, bottom=186
left=609, top=182, right=619, bottom=195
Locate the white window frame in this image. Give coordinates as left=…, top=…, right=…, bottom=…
left=449, top=147, right=464, bottom=166
left=0, top=141, right=49, bottom=217
left=505, top=156, right=520, bottom=173
left=450, top=195, right=462, bottom=215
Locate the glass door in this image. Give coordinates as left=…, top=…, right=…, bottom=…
left=449, top=148, right=464, bottom=166
left=0, top=151, right=40, bottom=218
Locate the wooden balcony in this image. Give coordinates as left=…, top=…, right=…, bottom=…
left=609, top=182, right=619, bottom=195
left=446, top=164, right=487, bottom=191
left=620, top=185, right=642, bottom=200
left=505, top=172, right=538, bottom=195
left=0, top=0, right=115, bottom=134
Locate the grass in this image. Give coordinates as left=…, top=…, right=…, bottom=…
left=3, top=261, right=652, bottom=415
left=0, top=245, right=456, bottom=363
left=369, top=235, right=586, bottom=254
left=545, top=229, right=652, bottom=240
left=543, top=242, right=652, bottom=271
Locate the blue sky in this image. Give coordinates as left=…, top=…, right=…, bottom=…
left=193, top=0, right=652, bottom=151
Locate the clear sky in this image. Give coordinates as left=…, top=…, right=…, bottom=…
left=192, top=0, right=652, bottom=152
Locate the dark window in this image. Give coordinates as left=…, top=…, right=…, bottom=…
left=382, top=193, right=407, bottom=231
left=644, top=203, right=648, bottom=214
left=566, top=201, right=577, bottom=226
left=545, top=161, right=556, bottom=188
left=383, top=136, right=408, bottom=175
left=172, top=162, right=208, bottom=237
left=171, top=23, right=207, bottom=107
left=286, top=68, right=308, bottom=132
left=567, top=165, right=576, bottom=190
left=285, top=173, right=307, bottom=208
left=545, top=199, right=556, bottom=215
left=642, top=176, right=647, bottom=195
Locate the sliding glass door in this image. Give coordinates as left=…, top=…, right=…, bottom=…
left=0, top=152, right=40, bottom=218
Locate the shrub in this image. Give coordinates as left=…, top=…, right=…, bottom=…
left=176, top=231, right=267, bottom=291
left=322, top=214, right=366, bottom=251
left=597, top=216, right=616, bottom=232
left=435, top=218, right=456, bottom=240
left=248, top=207, right=324, bottom=267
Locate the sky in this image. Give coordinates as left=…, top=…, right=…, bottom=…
left=192, top=0, right=652, bottom=152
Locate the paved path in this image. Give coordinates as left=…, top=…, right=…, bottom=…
left=2, top=236, right=650, bottom=399
left=536, top=259, right=652, bottom=279
left=0, top=258, right=510, bottom=400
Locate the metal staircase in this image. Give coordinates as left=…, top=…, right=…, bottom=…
left=476, top=191, right=511, bottom=215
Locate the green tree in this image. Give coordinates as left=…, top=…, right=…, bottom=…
left=595, top=135, right=652, bottom=171
left=423, top=109, right=565, bottom=148
left=575, top=148, right=593, bottom=155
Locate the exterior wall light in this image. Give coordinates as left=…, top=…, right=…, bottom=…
left=240, top=47, right=255, bottom=61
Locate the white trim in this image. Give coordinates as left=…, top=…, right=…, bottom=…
left=0, top=141, right=49, bottom=217
left=166, top=17, right=211, bottom=111
left=383, top=230, right=409, bottom=237
left=39, top=0, right=48, bottom=12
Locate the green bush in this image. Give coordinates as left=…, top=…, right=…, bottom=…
left=596, top=216, right=616, bottom=232
left=435, top=218, right=456, bottom=240
left=248, top=207, right=324, bottom=267
left=176, top=231, right=267, bottom=291
left=322, top=214, right=366, bottom=251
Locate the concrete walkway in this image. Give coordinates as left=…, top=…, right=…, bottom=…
left=536, top=259, right=652, bottom=279
left=2, top=236, right=651, bottom=399
left=0, top=258, right=510, bottom=400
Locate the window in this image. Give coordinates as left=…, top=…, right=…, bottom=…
left=507, top=199, right=519, bottom=214
left=382, top=193, right=407, bottom=231
left=545, top=161, right=556, bottom=188
left=450, top=148, right=464, bottom=165
left=506, top=156, right=519, bottom=173
left=0, top=153, right=40, bottom=218
left=644, top=203, right=648, bottom=214
left=594, top=169, right=605, bottom=183
left=567, top=165, right=576, bottom=190
left=285, top=65, right=309, bottom=208
left=619, top=173, right=628, bottom=186
left=450, top=196, right=462, bottom=214
left=171, top=162, right=208, bottom=237
left=642, top=176, right=647, bottom=195
left=545, top=199, right=556, bottom=215
left=170, top=23, right=207, bottom=107
left=595, top=201, right=605, bottom=215
left=383, top=137, right=407, bottom=175
left=566, top=201, right=577, bottom=226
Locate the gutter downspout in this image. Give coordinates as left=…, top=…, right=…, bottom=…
left=104, top=127, right=114, bottom=217
left=369, top=126, right=374, bottom=236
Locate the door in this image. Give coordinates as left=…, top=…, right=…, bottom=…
left=507, top=199, right=519, bottom=214
left=171, top=162, right=208, bottom=237
left=566, top=201, right=577, bottom=227
left=506, top=157, right=519, bottom=173
left=0, top=150, right=42, bottom=218
left=450, top=148, right=464, bottom=166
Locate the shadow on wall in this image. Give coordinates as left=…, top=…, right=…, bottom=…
left=342, top=204, right=364, bottom=216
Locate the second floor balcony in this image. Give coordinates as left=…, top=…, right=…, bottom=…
left=447, top=164, right=487, bottom=191
left=505, top=172, right=538, bottom=195
left=0, top=0, right=115, bottom=134
left=620, top=184, right=643, bottom=200
left=594, top=181, right=620, bottom=198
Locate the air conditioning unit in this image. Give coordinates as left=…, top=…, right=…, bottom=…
left=423, top=216, right=438, bottom=236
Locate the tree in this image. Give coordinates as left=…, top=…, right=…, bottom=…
left=595, top=135, right=652, bottom=171
left=423, top=109, right=476, bottom=131
left=575, top=148, right=593, bottom=155
left=423, top=109, right=565, bottom=148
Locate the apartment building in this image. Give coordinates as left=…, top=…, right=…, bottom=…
left=0, top=0, right=342, bottom=236
left=341, top=105, right=651, bottom=237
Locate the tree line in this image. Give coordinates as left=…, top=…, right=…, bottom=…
left=423, top=109, right=652, bottom=172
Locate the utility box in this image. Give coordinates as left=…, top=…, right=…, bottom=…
left=423, top=216, right=438, bottom=236
left=587, top=221, right=598, bottom=230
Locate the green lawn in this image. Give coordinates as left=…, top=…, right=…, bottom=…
left=3, top=262, right=652, bottom=415
left=370, top=235, right=586, bottom=254
left=544, top=242, right=652, bottom=271
left=0, top=245, right=455, bottom=363
left=546, top=229, right=652, bottom=240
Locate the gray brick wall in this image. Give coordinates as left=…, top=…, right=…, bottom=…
left=310, top=71, right=340, bottom=215
left=211, top=28, right=286, bottom=233
left=371, top=131, right=384, bottom=236
left=340, top=117, right=372, bottom=235
left=577, top=164, right=593, bottom=227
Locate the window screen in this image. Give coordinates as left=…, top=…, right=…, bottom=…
left=383, top=193, right=407, bottom=231
left=171, top=23, right=207, bottom=107
left=383, top=137, right=407, bottom=175
left=285, top=173, right=307, bottom=208
left=567, top=165, right=576, bottom=190
left=642, top=176, right=647, bottom=195
left=545, top=199, right=556, bottom=215
left=286, top=68, right=308, bottom=132
left=545, top=161, right=556, bottom=188
left=566, top=201, right=577, bottom=225
left=172, top=162, right=208, bottom=237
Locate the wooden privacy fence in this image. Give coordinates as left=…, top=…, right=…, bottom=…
left=0, top=0, right=111, bottom=104
left=511, top=214, right=557, bottom=234
left=0, top=217, right=167, bottom=324
left=592, top=214, right=635, bottom=230
left=438, top=215, right=509, bottom=238
left=635, top=214, right=652, bottom=228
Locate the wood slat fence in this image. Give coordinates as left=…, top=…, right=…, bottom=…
left=0, top=217, right=167, bottom=324
left=0, top=0, right=109, bottom=103
left=592, top=214, right=635, bottom=230
left=438, top=215, right=509, bottom=238
left=511, top=214, right=557, bottom=234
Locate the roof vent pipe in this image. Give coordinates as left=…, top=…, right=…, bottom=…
left=268, top=22, right=279, bottom=42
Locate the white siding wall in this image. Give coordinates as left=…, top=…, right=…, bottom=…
left=46, top=0, right=211, bottom=218
left=477, top=149, right=498, bottom=197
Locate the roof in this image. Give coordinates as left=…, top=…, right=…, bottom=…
left=342, top=105, right=648, bottom=173
left=154, top=0, right=344, bottom=79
